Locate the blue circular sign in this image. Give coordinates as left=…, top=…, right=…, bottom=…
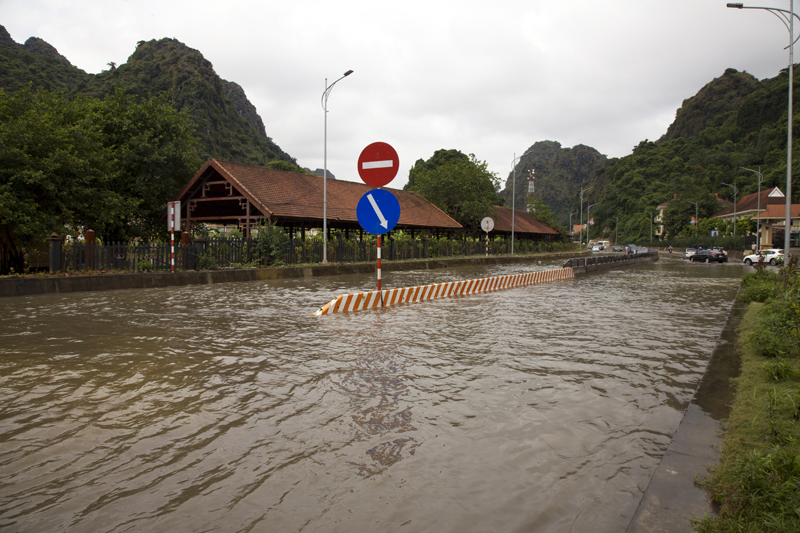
left=356, top=189, right=401, bottom=235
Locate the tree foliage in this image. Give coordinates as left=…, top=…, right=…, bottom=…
left=405, top=150, right=500, bottom=228
left=0, top=86, right=200, bottom=273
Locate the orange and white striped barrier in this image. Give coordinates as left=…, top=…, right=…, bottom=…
left=314, top=267, right=574, bottom=315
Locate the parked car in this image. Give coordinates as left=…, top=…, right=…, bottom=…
left=637, top=246, right=649, bottom=253
left=690, top=249, right=727, bottom=263
left=683, top=248, right=697, bottom=259
left=611, top=246, right=623, bottom=252
left=626, top=244, right=638, bottom=254
left=591, top=244, right=603, bottom=252
left=743, top=249, right=784, bottom=266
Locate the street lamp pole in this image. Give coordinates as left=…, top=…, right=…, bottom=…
left=511, top=149, right=536, bottom=255
left=587, top=202, right=598, bottom=246
left=615, top=215, right=619, bottom=244
left=728, top=1, right=797, bottom=255
left=722, top=182, right=738, bottom=235
left=579, top=186, right=593, bottom=250
left=741, top=166, right=764, bottom=249
left=570, top=211, right=577, bottom=241
left=688, top=201, right=699, bottom=238
left=321, top=69, right=353, bottom=263
left=647, top=211, right=654, bottom=243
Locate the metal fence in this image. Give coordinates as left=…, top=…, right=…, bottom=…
left=49, top=236, right=568, bottom=273
left=562, top=251, right=658, bottom=268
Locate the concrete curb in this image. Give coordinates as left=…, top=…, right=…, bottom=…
left=0, top=251, right=588, bottom=298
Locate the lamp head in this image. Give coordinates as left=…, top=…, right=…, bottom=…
left=727, top=3, right=744, bottom=8
left=344, top=70, right=354, bottom=76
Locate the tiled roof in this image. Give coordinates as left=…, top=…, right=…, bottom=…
left=488, top=206, right=559, bottom=235
left=714, top=187, right=785, bottom=218
left=176, top=159, right=461, bottom=230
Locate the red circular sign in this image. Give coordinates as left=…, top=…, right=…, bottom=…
left=357, top=142, right=399, bottom=187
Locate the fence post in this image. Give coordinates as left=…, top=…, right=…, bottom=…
left=46, top=233, right=62, bottom=273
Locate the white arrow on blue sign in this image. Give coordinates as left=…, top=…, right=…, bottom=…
left=356, top=189, right=401, bottom=235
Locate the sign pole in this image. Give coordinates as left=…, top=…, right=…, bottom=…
left=377, top=235, right=382, bottom=303
left=485, top=230, right=489, bottom=257
left=170, top=202, right=175, bottom=273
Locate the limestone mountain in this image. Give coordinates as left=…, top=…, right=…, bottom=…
left=0, top=26, right=295, bottom=167
left=499, top=141, right=607, bottom=227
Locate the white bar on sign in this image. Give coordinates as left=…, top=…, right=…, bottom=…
left=362, top=160, right=394, bottom=170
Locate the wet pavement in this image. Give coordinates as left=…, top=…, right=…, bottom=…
left=627, top=297, right=745, bottom=532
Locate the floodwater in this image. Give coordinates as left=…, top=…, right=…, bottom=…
left=0, top=255, right=747, bottom=532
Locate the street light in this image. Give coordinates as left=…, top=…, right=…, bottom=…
left=579, top=186, right=593, bottom=250
left=586, top=202, right=598, bottom=246
left=321, top=69, right=353, bottom=263
left=511, top=149, right=536, bottom=254
left=688, top=201, right=699, bottom=238
left=728, top=1, right=798, bottom=256
left=570, top=211, right=577, bottom=242
left=647, top=211, right=654, bottom=243
left=741, top=166, right=764, bottom=249
left=615, top=215, right=619, bottom=244
left=722, top=182, right=738, bottom=235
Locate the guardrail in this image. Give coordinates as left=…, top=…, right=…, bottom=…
left=563, top=251, right=658, bottom=270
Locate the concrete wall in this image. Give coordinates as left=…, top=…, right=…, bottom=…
left=0, top=251, right=589, bottom=299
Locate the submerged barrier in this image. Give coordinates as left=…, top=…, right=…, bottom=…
left=314, top=267, right=574, bottom=315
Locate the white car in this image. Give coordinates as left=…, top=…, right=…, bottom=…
left=591, top=244, right=603, bottom=252
left=683, top=248, right=697, bottom=259
left=743, top=249, right=784, bottom=266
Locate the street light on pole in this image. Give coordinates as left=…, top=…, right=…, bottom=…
left=615, top=215, right=619, bottom=245
left=728, top=1, right=797, bottom=256
left=570, top=211, right=577, bottom=242
left=647, top=211, right=654, bottom=243
left=722, top=182, right=738, bottom=235
left=741, top=166, right=764, bottom=249
left=579, top=186, right=593, bottom=250
left=587, top=202, right=598, bottom=246
left=511, top=149, right=536, bottom=255
left=321, top=69, right=353, bottom=263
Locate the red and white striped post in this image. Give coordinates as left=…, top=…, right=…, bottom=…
left=169, top=202, right=175, bottom=273
left=485, top=230, right=489, bottom=256
left=377, top=235, right=382, bottom=300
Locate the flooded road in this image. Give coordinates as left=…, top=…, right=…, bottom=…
left=0, top=255, right=746, bottom=532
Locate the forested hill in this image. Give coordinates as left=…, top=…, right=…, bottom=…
left=499, top=141, right=607, bottom=227
left=589, top=66, right=799, bottom=243
left=502, top=66, right=799, bottom=244
left=0, top=26, right=295, bottom=167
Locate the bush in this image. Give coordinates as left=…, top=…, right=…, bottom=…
left=739, top=270, right=777, bottom=303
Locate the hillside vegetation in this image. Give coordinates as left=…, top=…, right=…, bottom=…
left=0, top=26, right=295, bottom=168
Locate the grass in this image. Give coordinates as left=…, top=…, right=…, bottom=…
left=693, top=260, right=800, bottom=532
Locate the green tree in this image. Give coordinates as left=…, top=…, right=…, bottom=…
left=406, top=151, right=500, bottom=228
left=96, top=89, right=201, bottom=241
left=0, top=87, right=135, bottom=273
left=526, top=197, right=558, bottom=229
left=0, top=86, right=201, bottom=274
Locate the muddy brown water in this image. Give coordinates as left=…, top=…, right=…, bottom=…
left=0, top=256, right=747, bottom=532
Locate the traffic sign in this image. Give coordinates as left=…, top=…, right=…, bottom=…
left=358, top=142, right=399, bottom=187
left=357, top=189, right=400, bottom=235
left=481, top=217, right=494, bottom=233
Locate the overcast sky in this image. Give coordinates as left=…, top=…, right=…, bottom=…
left=1, top=0, right=795, bottom=189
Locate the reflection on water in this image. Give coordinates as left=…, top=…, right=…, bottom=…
left=0, top=256, right=745, bottom=532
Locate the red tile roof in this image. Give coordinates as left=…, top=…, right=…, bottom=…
left=488, top=206, right=559, bottom=235
left=175, top=160, right=461, bottom=230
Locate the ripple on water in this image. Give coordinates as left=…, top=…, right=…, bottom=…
left=0, top=257, right=745, bottom=531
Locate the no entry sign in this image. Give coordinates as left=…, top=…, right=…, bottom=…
left=357, top=142, right=399, bottom=187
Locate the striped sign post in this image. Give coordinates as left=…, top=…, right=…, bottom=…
left=481, top=217, right=494, bottom=257
left=167, top=201, right=181, bottom=273
left=357, top=142, right=400, bottom=302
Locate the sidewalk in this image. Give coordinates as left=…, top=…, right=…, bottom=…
left=626, top=298, right=746, bottom=532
